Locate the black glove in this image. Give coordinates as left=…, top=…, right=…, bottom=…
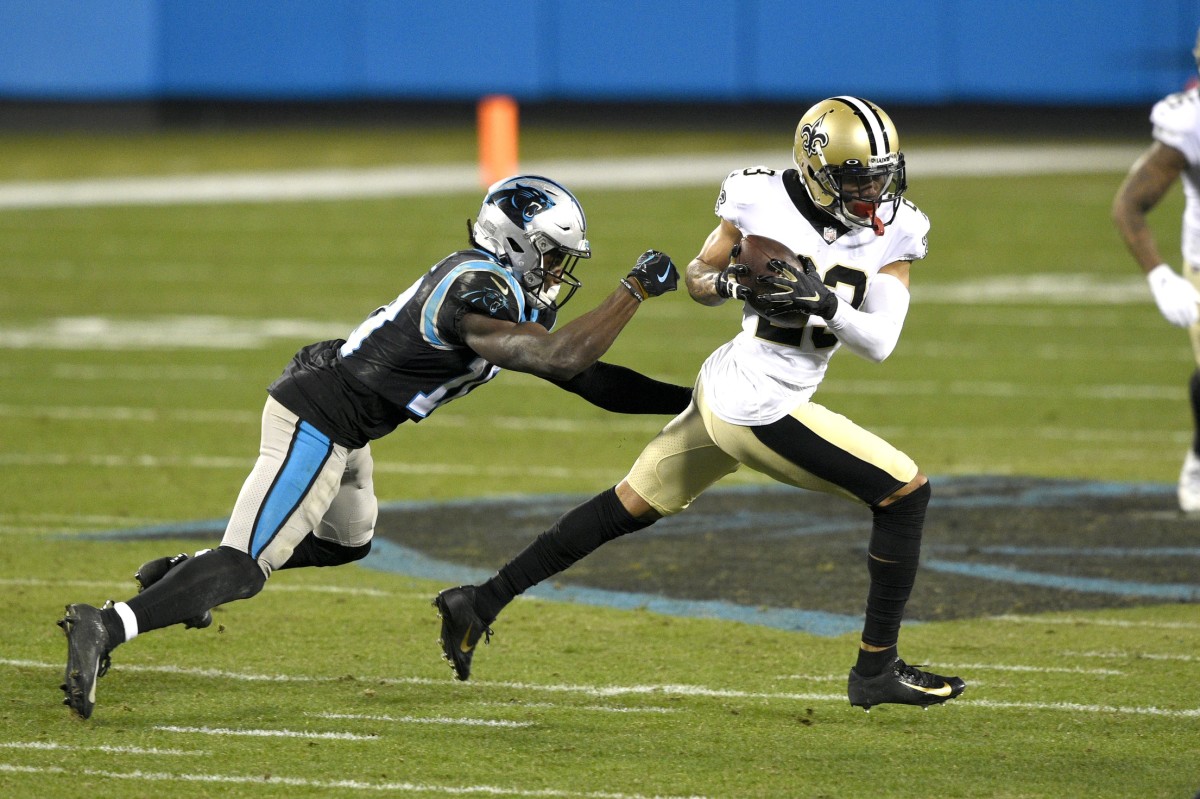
left=715, top=263, right=752, bottom=300
left=755, top=255, right=838, bottom=320
left=624, top=250, right=679, bottom=299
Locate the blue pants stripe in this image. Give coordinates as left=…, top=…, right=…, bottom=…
left=250, top=420, right=333, bottom=558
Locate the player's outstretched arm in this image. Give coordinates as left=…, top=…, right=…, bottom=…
left=461, top=251, right=679, bottom=381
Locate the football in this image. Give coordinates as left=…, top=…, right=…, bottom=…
left=732, top=234, right=810, bottom=328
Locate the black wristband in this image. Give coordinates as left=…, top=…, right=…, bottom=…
left=620, top=277, right=646, bottom=302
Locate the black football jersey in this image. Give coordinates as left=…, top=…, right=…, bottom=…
left=268, top=249, right=555, bottom=448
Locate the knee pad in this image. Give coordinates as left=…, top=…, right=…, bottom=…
left=279, top=534, right=373, bottom=570
left=213, top=545, right=269, bottom=600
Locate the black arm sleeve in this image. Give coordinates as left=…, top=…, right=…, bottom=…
left=546, top=361, right=692, bottom=415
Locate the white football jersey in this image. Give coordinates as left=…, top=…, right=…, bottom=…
left=1151, top=87, right=1200, bottom=265
left=699, top=166, right=930, bottom=425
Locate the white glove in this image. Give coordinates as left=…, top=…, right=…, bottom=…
left=1147, top=264, right=1200, bottom=327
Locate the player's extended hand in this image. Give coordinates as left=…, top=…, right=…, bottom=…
left=1147, top=264, right=1200, bottom=327
left=755, top=255, right=839, bottom=320
left=715, top=263, right=752, bottom=301
left=626, top=250, right=679, bottom=298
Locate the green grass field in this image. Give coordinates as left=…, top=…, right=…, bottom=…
left=1, top=123, right=1198, bottom=798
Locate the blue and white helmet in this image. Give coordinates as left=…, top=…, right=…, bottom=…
left=471, top=175, right=591, bottom=309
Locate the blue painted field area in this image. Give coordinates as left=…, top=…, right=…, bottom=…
left=85, top=476, right=1199, bottom=636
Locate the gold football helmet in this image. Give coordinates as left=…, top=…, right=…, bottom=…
left=792, top=96, right=907, bottom=235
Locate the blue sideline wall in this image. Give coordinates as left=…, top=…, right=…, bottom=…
left=2, top=0, right=1198, bottom=104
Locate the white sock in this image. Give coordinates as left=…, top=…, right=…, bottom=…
left=113, top=601, right=139, bottom=642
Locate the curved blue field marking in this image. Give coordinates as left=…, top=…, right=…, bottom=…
left=67, top=476, right=1195, bottom=636
left=924, top=558, right=1200, bottom=601
left=364, top=538, right=865, bottom=636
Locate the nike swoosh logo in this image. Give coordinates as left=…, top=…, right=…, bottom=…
left=490, top=278, right=510, bottom=296
left=657, top=265, right=672, bottom=281
left=87, top=658, right=98, bottom=703
left=459, top=623, right=475, bottom=653
left=906, top=681, right=954, bottom=697
left=797, top=293, right=821, bottom=302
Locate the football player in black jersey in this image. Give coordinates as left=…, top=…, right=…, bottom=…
left=56, top=175, right=688, bottom=719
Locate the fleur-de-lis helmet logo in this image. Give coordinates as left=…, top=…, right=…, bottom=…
left=800, top=111, right=831, bottom=158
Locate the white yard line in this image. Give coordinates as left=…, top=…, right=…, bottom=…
left=964, top=699, right=1200, bottom=717
left=0, top=741, right=206, bottom=756
left=780, top=663, right=1123, bottom=679
left=0, top=764, right=706, bottom=799
left=0, top=451, right=622, bottom=480
left=0, top=144, right=1144, bottom=210
left=4, top=659, right=1192, bottom=718
left=154, top=725, right=378, bottom=740
left=1064, top=650, right=1200, bottom=662
left=0, top=577, right=391, bottom=598
left=312, top=712, right=531, bottom=728
left=990, top=614, right=1200, bottom=630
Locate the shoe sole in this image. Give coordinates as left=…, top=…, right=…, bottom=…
left=431, top=595, right=471, bottom=681
left=57, top=606, right=105, bottom=719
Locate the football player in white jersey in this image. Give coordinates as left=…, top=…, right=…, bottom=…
left=436, top=97, right=967, bottom=710
left=1113, top=28, right=1200, bottom=512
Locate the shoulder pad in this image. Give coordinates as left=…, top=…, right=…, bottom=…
left=450, top=268, right=523, bottom=320
left=1151, top=88, right=1200, bottom=136
left=884, top=199, right=931, bottom=262
left=717, top=166, right=783, bottom=218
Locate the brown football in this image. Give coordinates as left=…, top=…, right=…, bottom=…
left=732, top=234, right=809, bottom=329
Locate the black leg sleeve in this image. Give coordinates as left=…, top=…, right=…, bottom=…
left=474, top=487, right=653, bottom=622
left=861, top=481, right=930, bottom=649
left=125, top=546, right=266, bottom=634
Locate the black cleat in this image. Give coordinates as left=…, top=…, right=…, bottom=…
left=57, top=603, right=112, bottom=719
left=848, top=657, right=966, bottom=710
left=432, top=586, right=492, bottom=681
left=134, top=552, right=212, bottom=629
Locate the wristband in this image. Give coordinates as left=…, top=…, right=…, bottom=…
left=620, top=277, right=646, bottom=302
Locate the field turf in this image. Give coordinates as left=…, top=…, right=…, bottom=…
left=1, top=123, right=1197, bottom=798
